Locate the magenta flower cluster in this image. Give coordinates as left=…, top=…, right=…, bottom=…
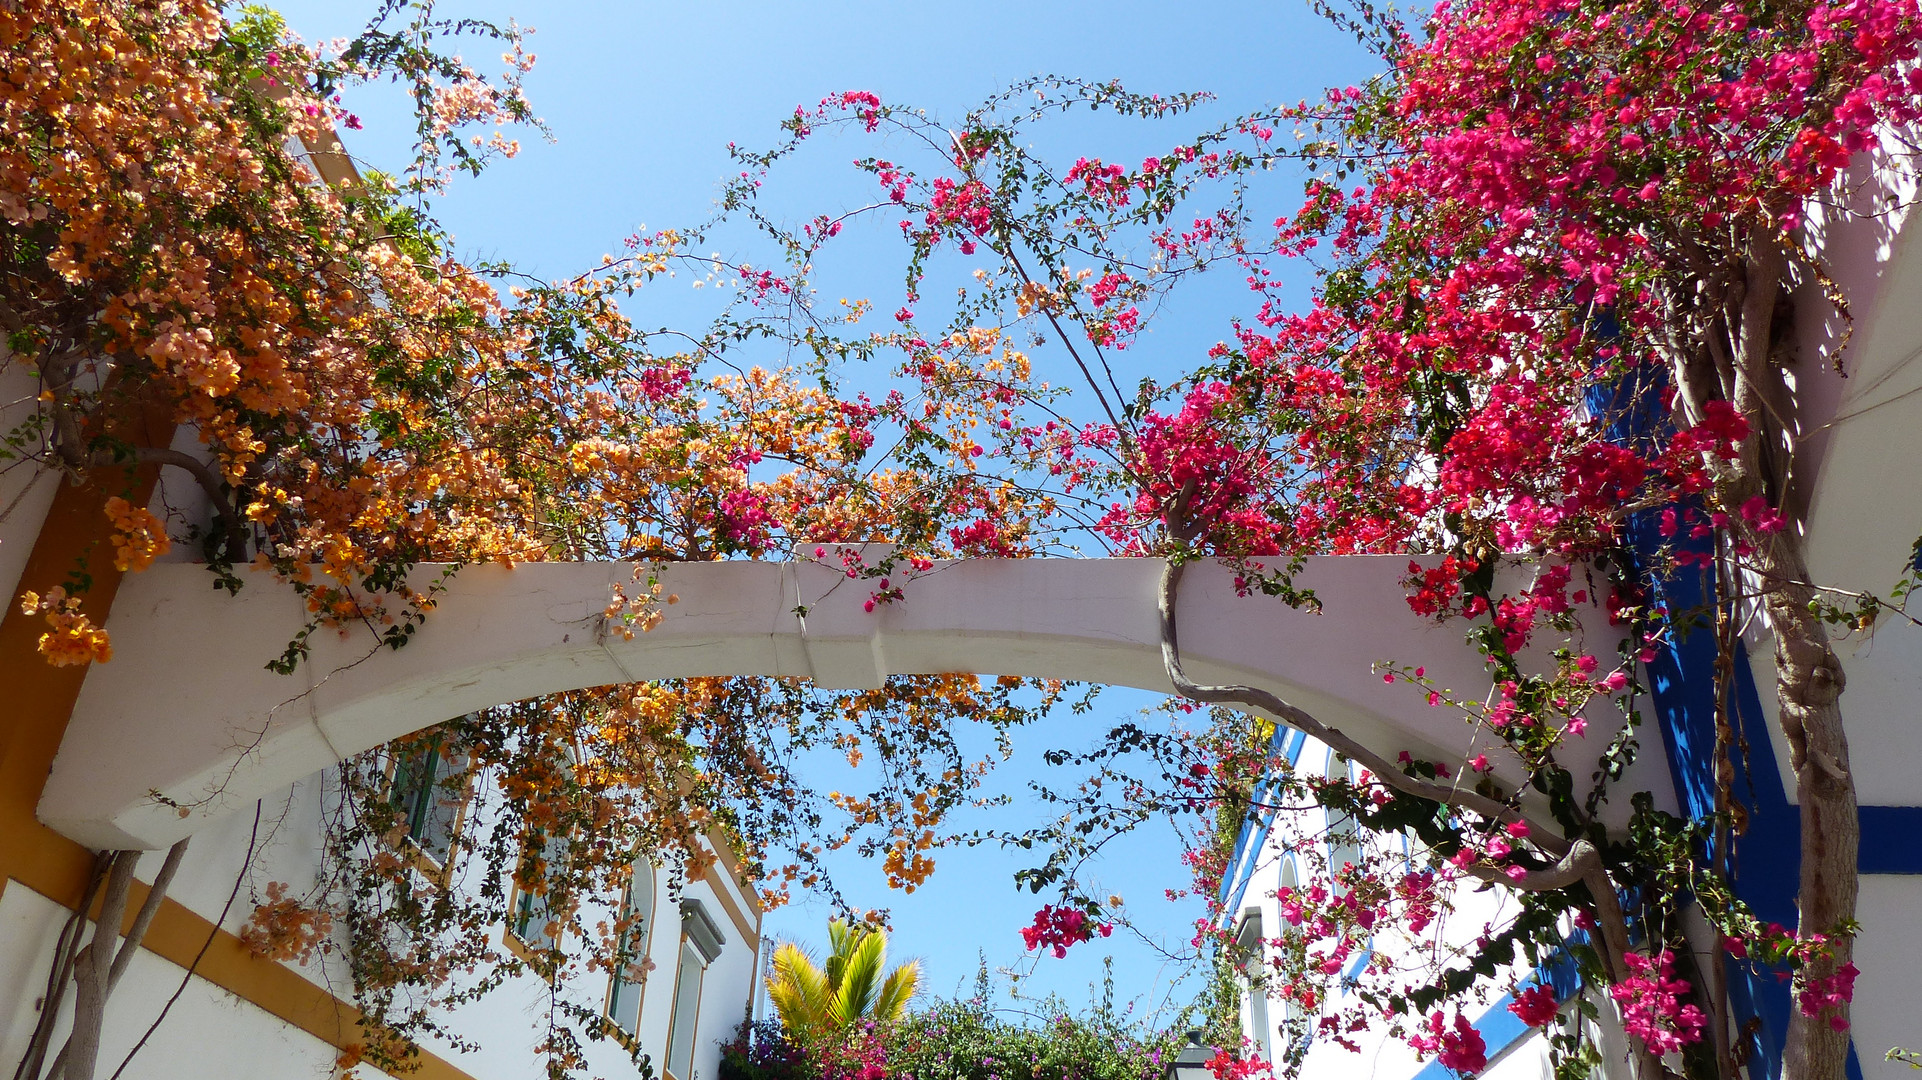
left=1609, top=950, right=1706, bottom=1055
left=1019, top=904, right=1113, bottom=958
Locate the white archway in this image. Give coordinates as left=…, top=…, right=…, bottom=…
left=42, top=554, right=1659, bottom=850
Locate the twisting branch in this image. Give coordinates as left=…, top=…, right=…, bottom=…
left=11, top=841, right=193, bottom=1080
left=92, top=448, right=246, bottom=562
left=60, top=851, right=138, bottom=1080
left=122, top=449, right=229, bottom=517
left=1458, top=837, right=1597, bottom=892
left=1455, top=835, right=1654, bottom=1079
left=105, top=839, right=189, bottom=992
left=1155, top=555, right=1571, bottom=856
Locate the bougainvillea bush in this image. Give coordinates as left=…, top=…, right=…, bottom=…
left=691, top=0, right=1922, bottom=1070
left=1143, top=0, right=1922, bottom=1073
left=876, top=998, right=1182, bottom=1080
left=719, top=1020, right=811, bottom=1080
left=3, top=3, right=1081, bottom=1076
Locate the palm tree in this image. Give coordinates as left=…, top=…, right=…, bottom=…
left=765, top=919, right=921, bottom=1043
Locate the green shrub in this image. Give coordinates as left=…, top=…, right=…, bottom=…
left=769, top=994, right=1183, bottom=1080
left=884, top=998, right=1178, bottom=1080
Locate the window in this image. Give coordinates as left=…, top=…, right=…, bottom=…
left=388, top=733, right=470, bottom=869
left=1324, top=751, right=1362, bottom=884
left=1275, top=858, right=1304, bottom=1030
left=511, top=828, right=571, bottom=955
left=1235, top=906, right=1273, bottom=1063
left=664, top=899, right=726, bottom=1080
left=605, top=861, right=656, bottom=1040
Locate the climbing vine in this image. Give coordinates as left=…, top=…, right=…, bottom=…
left=12, top=0, right=1922, bottom=1078
left=682, top=0, right=1922, bottom=1073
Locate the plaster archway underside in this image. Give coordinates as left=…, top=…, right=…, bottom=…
left=41, top=555, right=1664, bottom=850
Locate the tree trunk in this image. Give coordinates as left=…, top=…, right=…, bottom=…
left=11, top=856, right=109, bottom=1080
left=1697, top=233, right=1859, bottom=1080
left=43, top=839, right=190, bottom=1080
left=34, top=839, right=191, bottom=1080
left=60, top=852, right=137, bottom=1080
left=1755, top=530, right=1858, bottom=1080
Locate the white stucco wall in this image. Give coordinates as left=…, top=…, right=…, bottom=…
left=1851, top=875, right=1922, bottom=1079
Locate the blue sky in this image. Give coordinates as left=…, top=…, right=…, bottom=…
left=267, top=0, right=1378, bottom=1022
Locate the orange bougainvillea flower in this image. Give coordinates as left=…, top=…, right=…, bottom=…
left=17, top=587, right=112, bottom=667
left=104, top=496, right=171, bottom=573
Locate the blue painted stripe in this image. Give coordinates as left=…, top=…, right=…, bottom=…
left=1860, top=805, right=1922, bottom=875
left=1409, top=993, right=1529, bottom=1080
left=1219, top=728, right=1311, bottom=922
left=1591, top=368, right=1880, bottom=1080
left=1403, top=935, right=1587, bottom=1077
left=1406, top=992, right=1532, bottom=1080
left=1343, top=940, right=1372, bottom=982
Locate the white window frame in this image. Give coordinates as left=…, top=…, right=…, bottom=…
left=664, top=899, right=726, bottom=1080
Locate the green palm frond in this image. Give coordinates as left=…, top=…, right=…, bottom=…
left=768, top=940, right=832, bottom=1040
left=827, top=918, right=857, bottom=958
left=764, top=919, right=921, bottom=1043
left=871, top=957, right=922, bottom=1022
left=823, top=918, right=856, bottom=990
left=829, top=928, right=888, bottom=1027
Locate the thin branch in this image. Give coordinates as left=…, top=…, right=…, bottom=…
left=1458, top=838, right=1598, bottom=892
left=105, top=839, right=189, bottom=992
left=1001, top=247, right=1132, bottom=453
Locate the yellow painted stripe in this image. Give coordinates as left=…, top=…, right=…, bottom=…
left=705, top=827, right=763, bottom=918
left=4, top=828, right=475, bottom=1080
left=702, top=863, right=759, bottom=952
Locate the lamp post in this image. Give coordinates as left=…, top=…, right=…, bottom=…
left=1164, top=1030, right=1215, bottom=1080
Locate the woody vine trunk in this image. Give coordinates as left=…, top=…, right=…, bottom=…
left=1757, top=488, right=1857, bottom=1080
left=12, top=841, right=190, bottom=1080
left=1668, top=230, right=1858, bottom=1080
